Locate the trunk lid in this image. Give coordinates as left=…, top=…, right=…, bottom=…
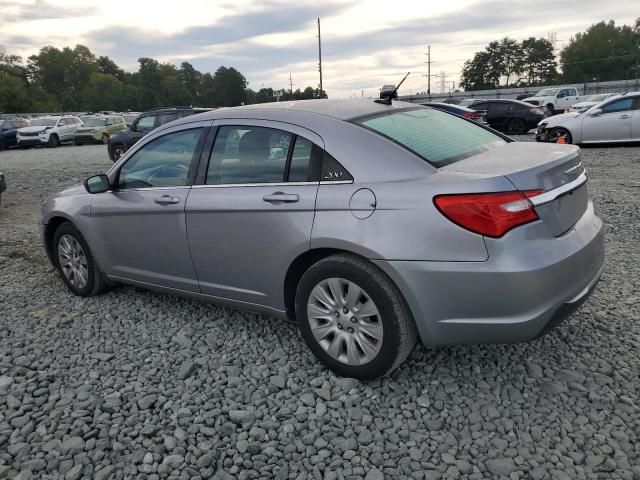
left=440, top=142, right=587, bottom=236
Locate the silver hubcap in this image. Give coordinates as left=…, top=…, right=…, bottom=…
left=57, top=234, right=89, bottom=289
left=307, top=278, right=383, bottom=366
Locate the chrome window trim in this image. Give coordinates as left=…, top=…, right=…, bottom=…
left=192, top=181, right=318, bottom=189
left=108, top=185, right=191, bottom=193
left=320, top=180, right=354, bottom=185
left=529, top=172, right=587, bottom=206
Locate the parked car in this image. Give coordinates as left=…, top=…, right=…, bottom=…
left=420, top=102, right=488, bottom=125
left=0, top=171, right=5, bottom=205
left=121, top=112, right=141, bottom=127
left=468, top=99, right=545, bottom=134
left=41, top=99, right=604, bottom=379
left=17, top=115, right=83, bottom=147
left=0, top=117, right=30, bottom=150
left=569, top=93, right=617, bottom=113
left=74, top=115, right=127, bottom=145
left=458, top=99, right=480, bottom=107
left=107, top=107, right=211, bottom=161
left=536, top=93, right=640, bottom=144
left=523, top=87, right=580, bottom=115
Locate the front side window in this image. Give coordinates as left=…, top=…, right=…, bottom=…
left=206, top=126, right=293, bottom=185
left=601, top=98, right=633, bottom=113
left=118, top=128, right=203, bottom=189
left=136, top=116, right=156, bottom=131
left=356, top=108, right=506, bottom=167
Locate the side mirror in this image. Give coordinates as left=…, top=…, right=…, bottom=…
left=589, top=108, right=602, bottom=117
left=84, top=174, right=111, bottom=194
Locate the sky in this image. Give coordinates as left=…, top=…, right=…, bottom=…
left=1, top=0, right=637, bottom=98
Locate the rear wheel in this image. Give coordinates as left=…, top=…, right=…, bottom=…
left=506, top=118, right=527, bottom=135
left=101, top=133, right=109, bottom=144
left=295, top=254, right=417, bottom=380
left=548, top=127, right=572, bottom=144
left=48, top=135, right=59, bottom=148
left=53, top=222, right=108, bottom=297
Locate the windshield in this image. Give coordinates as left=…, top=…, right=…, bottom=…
left=535, top=88, right=559, bottom=97
left=82, top=118, right=107, bottom=127
left=356, top=107, right=506, bottom=167
left=31, top=118, right=58, bottom=127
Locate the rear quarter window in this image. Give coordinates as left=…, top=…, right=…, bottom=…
left=356, top=108, right=506, bottom=167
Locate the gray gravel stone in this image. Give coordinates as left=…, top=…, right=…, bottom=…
left=0, top=140, right=638, bottom=480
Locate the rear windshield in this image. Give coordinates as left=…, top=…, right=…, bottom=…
left=356, top=108, right=506, bottom=167
left=83, top=118, right=107, bottom=127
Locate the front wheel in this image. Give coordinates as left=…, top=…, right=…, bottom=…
left=47, top=135, right=59, bottom=148
left=295, top=254, right=417, bottom=380
left=53, top=222, right=108, bottom=296
left=548, top=127, right=572, bottom=144
left=545, top=104, right=555, bottom=116
left=111, top=144, right=126, bottom=161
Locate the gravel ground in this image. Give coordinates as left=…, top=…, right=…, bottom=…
left=0, top=138, right=639, bottom=480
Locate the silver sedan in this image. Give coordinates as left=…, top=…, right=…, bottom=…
left=41, top=100, right=604, bottom=379
left=537, top=92, right=640, bottom=144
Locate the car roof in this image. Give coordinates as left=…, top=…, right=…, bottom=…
left=178, top=99, right=418, bottom=124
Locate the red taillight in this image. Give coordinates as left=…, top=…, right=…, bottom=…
left=434, top=190, right=544, bottom=238
left=462, top=112, right=481, bottom=119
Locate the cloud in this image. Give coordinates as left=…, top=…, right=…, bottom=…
left=0, top=0, right=96, bottom=27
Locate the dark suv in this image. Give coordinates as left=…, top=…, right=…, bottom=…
left=0, top=117, right=30, bottom=150
left=107, top=107, right=211, bottom=161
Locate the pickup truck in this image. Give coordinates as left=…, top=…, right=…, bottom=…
left=523, top=87, right=580, bottom=115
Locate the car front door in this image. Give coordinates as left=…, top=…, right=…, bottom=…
left=487, top=102, right=509, bottom=131
left=88, top=122, right=209, bottom=291
left=630, top=97, right=640, bottom=141
left=581, top=97, right=635, bottom=142
left=185, top=120, right=323, bottom=312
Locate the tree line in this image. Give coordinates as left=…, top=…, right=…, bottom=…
left=0, top=45, right=326, bottom=114
left=460, top=19, right=640, bottom=91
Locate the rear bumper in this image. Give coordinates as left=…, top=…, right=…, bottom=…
left=374, top=200, right=605, bottom=345
left=74, top=135, right=100, bottom=144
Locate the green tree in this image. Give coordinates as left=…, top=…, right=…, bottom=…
left=81, top=73, right=125, bottom=111
left=560, top=20, right=640, bottom=82
left=521, top=38, right=557, bottom=85
left=212, top=66, right=247, bottom=107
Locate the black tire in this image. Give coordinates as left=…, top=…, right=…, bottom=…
left=548, top=127, right=572, bottom=144
left=74, top=141, right=81, bottom=146
left=506, top=118, right=527, bottom=135
left=52, top=222, right=108, bottom=297
left=295, top=254, right=417, bottom=380
left=111, top=144, right=126, bottom=162
left=48, top=135, right=59, bottom=148
left=101, top=134, right=109, bottom=144
left=545, top=104, right=555, bottom=116
left=0, top=141, right=5, bottom=151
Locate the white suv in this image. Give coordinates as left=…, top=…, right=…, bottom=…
left=17, top=115, right=83, bottom=148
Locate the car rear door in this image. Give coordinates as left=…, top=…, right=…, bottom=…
left=88, top=122, right=210, bottom=291
left=185, top=120, right=323, bottom=312
left=581, top=97, right=634, bottom=142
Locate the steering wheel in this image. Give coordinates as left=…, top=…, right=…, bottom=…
left=147, top=163, right=190, bottom=185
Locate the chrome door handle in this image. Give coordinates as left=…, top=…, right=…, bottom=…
left=263, top=192, right=299, bottom=203
left=618, top=114, right=631, bottom=119
left=154, top=195, right=180, bottom=205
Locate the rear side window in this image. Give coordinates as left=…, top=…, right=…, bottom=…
left=356, top=108, right=506, bottom=167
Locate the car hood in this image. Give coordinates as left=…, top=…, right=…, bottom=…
left=540, top=111, right=581, bottom=127
left=19, top=126, right=52, bottom=133
left=523, top=96, right=548, bottom=102
left=571, top=102, right=596, bottom=109
left=56, top=184, right=86, bottom=197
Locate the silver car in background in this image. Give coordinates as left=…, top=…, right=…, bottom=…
left=41, top=100, right=605, bottom=379
left=537, top=92, right=640, bottom=144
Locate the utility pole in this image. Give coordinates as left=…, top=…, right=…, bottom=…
left=425, top=45, right=433, bottom=96
left=289, top=73, right=293, bottom=94
left=317, top=18, right=323, bottom=98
